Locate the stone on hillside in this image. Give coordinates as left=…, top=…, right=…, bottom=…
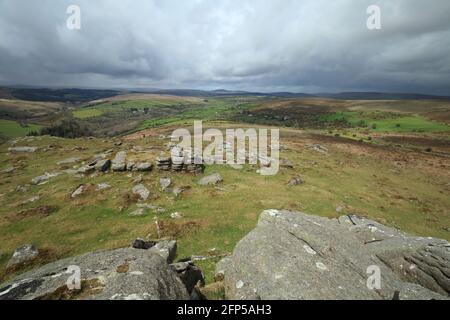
left=8, top=147, right=37, bottom=153
left=94, top=159, right=111, bottom=172
left=111, top=151, right=127, bottom=172
left=31, top=172, right=59, bottom=185
left=132, top=184, right=150, bottom=201
left=128, top=208, right=146, bottom=217
left=173, top=187, right=187, bottom=197
left=170, top=212, right=183, bottom=219
left=126, top=162, right=135, bottom=171
left=1, top=166, right=15, bottom=174
left=132, top=238, right=157, bottom=250
left=218, top=210, right=450, bottom=300
left=57, top=157, right=80, bottom=165
left=135, top=162, right=153, bottom=172
left=6, top=244, right=39, bottom=269
left=306, top=144, right=328, bottom=154
left=71, top=184, right=92, bottom=198
left=160, top=178, right=172, bottom=191
left=149, top=240, right=177, bottom=263
left=198, top=173, right=223, bottom=186
left=280, top=158, right=294, bottom=169
left=132, top=174, right=143, bottom=184
left=76, top=165, right=95, bottom=175
left=20, top=195, right=40, bottom=205
left=0, top=247, right=189, bottom=300
left=229, top=164, right=243, bottom=170
left=136, top=203, right=166, bottom=213
left=96, top=183, right=111, bottom=191
left=287, top=176, right=304, bottom=186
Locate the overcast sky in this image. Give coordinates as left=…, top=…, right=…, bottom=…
left=0, top=0, right=449, bottom=94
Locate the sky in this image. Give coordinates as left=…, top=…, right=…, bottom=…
left=0, top=0, right=449, bottom=94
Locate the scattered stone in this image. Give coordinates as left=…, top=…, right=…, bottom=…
left=218, top=209, right=450, bottom=300
left=171, top=212, right=183, bottom=219
left=128, top=208, right=146, bottom=217
left=156, top=155, right=172, bottom=171
left=31, top=172, right=60, bottom=185
left=76, top=165, right=95, bottom=175
left=136, top=203, right=165, bottom=213
left=132, top=174, right=143, bottom=184
left=96, top=183, right=111, bottom=191
left=305, top=144, right=328, bottom=154
left=71, top=184, right=92, bottom=198
left=111, top=151, right=127, bottom=172
left=56, top=157, right=80, bottom=165
left=132, top=238, right=157, bottom=250
left=173, top=187, right=188, bottom=197
left=287, top=176, right=304, bottom=186
left=126, top=162, right=135, bottom=171
left=94, top=159, right=111, bottom=172
left=135, top=162, right=153, bottom=172
left=335, top=205, right=345, bottom=213
left=15, top=185, right=28, bottom=193
left=132, top=184, right=150, bottom=201
left=6, top=244, right=39, bottom=269
left=20, top=196, right=40, bottom=206
left=1, top=166, right=15, bottom=174
left=160, top=177, right=172, bottom=191
left=280, top=158, right=294, bottom=169
left=0, top=248, right=189, bottom=300
left=198, top=173, right=223, bottom=186
left=8, top=147, right=37, bottom=153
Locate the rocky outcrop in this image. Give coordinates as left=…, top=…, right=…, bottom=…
left=111, top=151, right=127, bottom=172
left=8, top=147, right=38, bottom=153
left=217, top=210, right=450, bottom=300
left=198, top=173, right=223, bottom=186
left=6, top=245, right=39, bottom=269
left=0, top=246, right=189, bottom=300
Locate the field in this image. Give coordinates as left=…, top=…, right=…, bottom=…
left=0, top=120, right=42, bottom=138
left=0, top=91, right=449, bottom=297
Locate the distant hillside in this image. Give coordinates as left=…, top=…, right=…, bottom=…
left=316, top=92, right=450, bottom=100
left=1, top=87, right=121, bottom=103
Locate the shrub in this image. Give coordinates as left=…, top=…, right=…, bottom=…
left=39, top=118, right=93, bottom=138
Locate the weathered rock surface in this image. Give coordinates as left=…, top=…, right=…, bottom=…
left=94, top=159, right=111, bottom=172
left=6, top=245, right=39, bottom=269
left=57, top=157, right=80, bottom=165
left=111, top=151, right=127, bottom=172
left=31, top=172, right=60, bottom=185
left=218, top=210, right=450, bottom=300
left=160, top=177, right=172, bottom=191
left=198, top=173, right=223, bottom=186
left=8, top=147, right=37, bottom=153
left=135, top=162, right=153, bottom=172
left=0, top=247, right=189, bottom=300
left=132, top=184, right=150, bottom=201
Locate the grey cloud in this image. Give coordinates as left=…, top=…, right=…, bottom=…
left=0, top=0, right=449, bottom=94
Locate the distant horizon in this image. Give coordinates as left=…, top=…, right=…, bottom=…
left=1, top=84, right=450, bottom=99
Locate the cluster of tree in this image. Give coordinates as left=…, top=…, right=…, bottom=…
left=29, top=118, right=93, bottom=138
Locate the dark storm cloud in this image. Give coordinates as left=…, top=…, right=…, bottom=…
left=0, top=0, right=449, bottom=94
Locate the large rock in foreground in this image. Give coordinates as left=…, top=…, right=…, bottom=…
left=0, top=248, right=189, bottom=300
left=217, top=210, right=450, bottom=300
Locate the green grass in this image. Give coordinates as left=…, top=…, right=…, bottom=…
left=319, top=111, right=450, bottom=133
left=0, top=120, right=42, bottom=137
left=73, top=109, right=104, bottom=119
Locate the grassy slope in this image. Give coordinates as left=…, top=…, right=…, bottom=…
left=0, top=126, right=449, bottom=284
left=0, top=120, right=42, bottom=137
